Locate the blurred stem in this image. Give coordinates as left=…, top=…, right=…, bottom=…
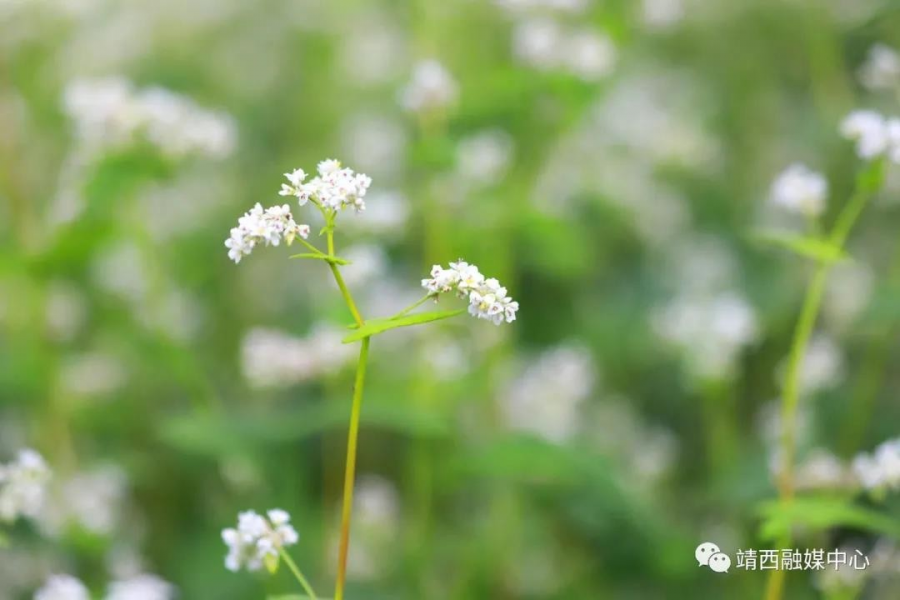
left=839, top=237, right=900, bottom=454
left=334, top=336, right=370, bottom=600
left=765, top=161, right=883, bottom=600
left=279, top=548, right=318, bottom=600
left=702, top=380, right=737, bottom=477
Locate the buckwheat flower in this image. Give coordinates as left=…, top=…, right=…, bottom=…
left=859, top=44, right=900, bottom=91
left=562, top=30, right=617, bottom=81
left=841, top=110, right=889, bottom=159
left=512, top=19, right=562, bottom=71
left=400, top=59, right=458, bottom=114
left=281, top=160, right=372, bottom=213
left=0, top=448, right=51, bottom=523
left=456, top=130, right=514, bottom=186
left=225, top=203, right=310, bottom=264
left=422, top=261, right=519, bottom=325
left=35, top=575, right=90, bottom=600
left=222, top=509, right=299, bottom=573
left=105, top=574, right=174, bottom=600
left=853, top=438, right=900, bottom=492
left=769, top=163, right=828, bottom=217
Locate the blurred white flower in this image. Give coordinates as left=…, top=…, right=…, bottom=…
left=341, top=114, right=407, bottom=179
left=241, top=325, right=355, bottom=388
left=328, top=475, right=400, bottom=581
left=422, top=261, right=519, bottom=325
left=105, top=574, right=174, bottom=600
left=777, top=334, right=844, bottom=397
left=769, top=448, right=855, bottom=492
left=641, top=0, right=685, bottom=30
left=495, top=0, right=587, bottom=13
left=340, top=245, right=388, bottom=288
left=841, top=110, right=890, bottom=159
left=499, top=344, right=595, bottom=443
left=225, top=203, right=310, bottom=264
left=222, top=509, right=299, bottom=573
left=399, top=60, right=458, bottom=114
left=825, top=261, right=874, bottom=328
left=0, top=449, right=50, bottom=523
left=45, top=281, right=87, bottom=342
left=853, top=438, right=900, bottom=492
left=456, top=129, right=514, bottom=186
left=340, top=16, right=405, bottom=86
left=757, top=400, right=812, bottom=451
left=42, top=466, right=127, bottom=537
left=35, top=574, right=90, bottom=600
left=342, top=191, right=409, bottom=235
left=512, top=19, right=561, bottom=70
left=563, top=30, right=617, bottom=81
left=63, top=78, right=236, bottom=158
left=859, top=44, right=900, bottom=91
left=654, top=291, right=758, bottom=381
left=769, top=163, right=828, bottom=217
left=59, top=352, right=127, bottom=398
left=91, top=242, right=147, bottom=304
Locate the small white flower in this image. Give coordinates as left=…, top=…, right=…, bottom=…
left=841, top=110, right=889, bottom=159
left=853, top=438, right=900, bottom=492
left=222, top=509, right=299, bottom=573
left=769, top=163, right=828, bottom=217
left=0, top=448, right=51, bottom=523
left=224, top=203, right=310, bottom=264
left=105, top=574, right=174, bottom=600
left=279, top=160, right=372, bottom=213
left=562, top=30, right=617, bottom=81
left=35, top=575, right=90, bottom=600
left=859, top=44, right=900, bottom=91
left=400, top=60, right=458, bottom=114
left=422, top=261, right=518, bottom=325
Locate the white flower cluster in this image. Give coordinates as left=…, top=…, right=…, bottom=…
left=859, top=44, right=900, bottom=91
left=399, top=60, right=458, bottom=114
left=513, top=19, right=616, bottom=81
left=499, top=344, right=595, bottom=443
left=241, top=326, right=355, bottom=388
left=853, top=438, right=900, bottom=492
left=225, top=203, right=310, bottom=264
left=34, top=573, right=173, bottom=600
left=222, top=509, right=299, bottom=572
left=35, top=575, right=90, bottom=600
left=105, top=574, right=175, bottom=600
left=0, top=448, right=50, bottom=523
left=840, top=110, right=900, bottom=161
left=422, top=261, right=519, bottom=325
left=63, top=77, right=236, bottom=158
left=278, top=159, right=372, bottom=212
left=653, top=291, right=758, bottom=381
left=769, top=163, right=828, bottom=217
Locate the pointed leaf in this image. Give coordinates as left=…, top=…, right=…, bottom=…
left=757, top=496, right=900, bottom=541
left=752, top=231, right=848, bottom=263
left=342, top=309, right=465, bottom=343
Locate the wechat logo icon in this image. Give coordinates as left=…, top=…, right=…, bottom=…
left=696, top=542, right=731, bottom=573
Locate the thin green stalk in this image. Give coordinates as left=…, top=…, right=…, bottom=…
left=390, top=294, right=434, bottom=320
left=279, top=547, right=319, bottom=599
left=334, top=336, right=370, bottom=600
left=764, top=164, right=882, bottom=600
left=296, top=237, right=328, bottom=257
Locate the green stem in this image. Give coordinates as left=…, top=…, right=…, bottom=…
left=296, top=237, right=328, bottom=257
left=390, top=294, right=434, bottom=320
left=765, top=163, right=882, bottom=600
left=279, top=547, right=318, bottom=599
left=334, top=336, right=370, bottom=600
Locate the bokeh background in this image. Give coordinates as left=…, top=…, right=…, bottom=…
left=3, top=0, right=900, bottom=598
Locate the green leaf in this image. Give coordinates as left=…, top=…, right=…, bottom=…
left=288, top=253, right=350, bottom=266
left=342, top=309, right=465, bottom=343
left=752, top=231, right=849, bottom=264
left=758, top=496, right=900, bottom=541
